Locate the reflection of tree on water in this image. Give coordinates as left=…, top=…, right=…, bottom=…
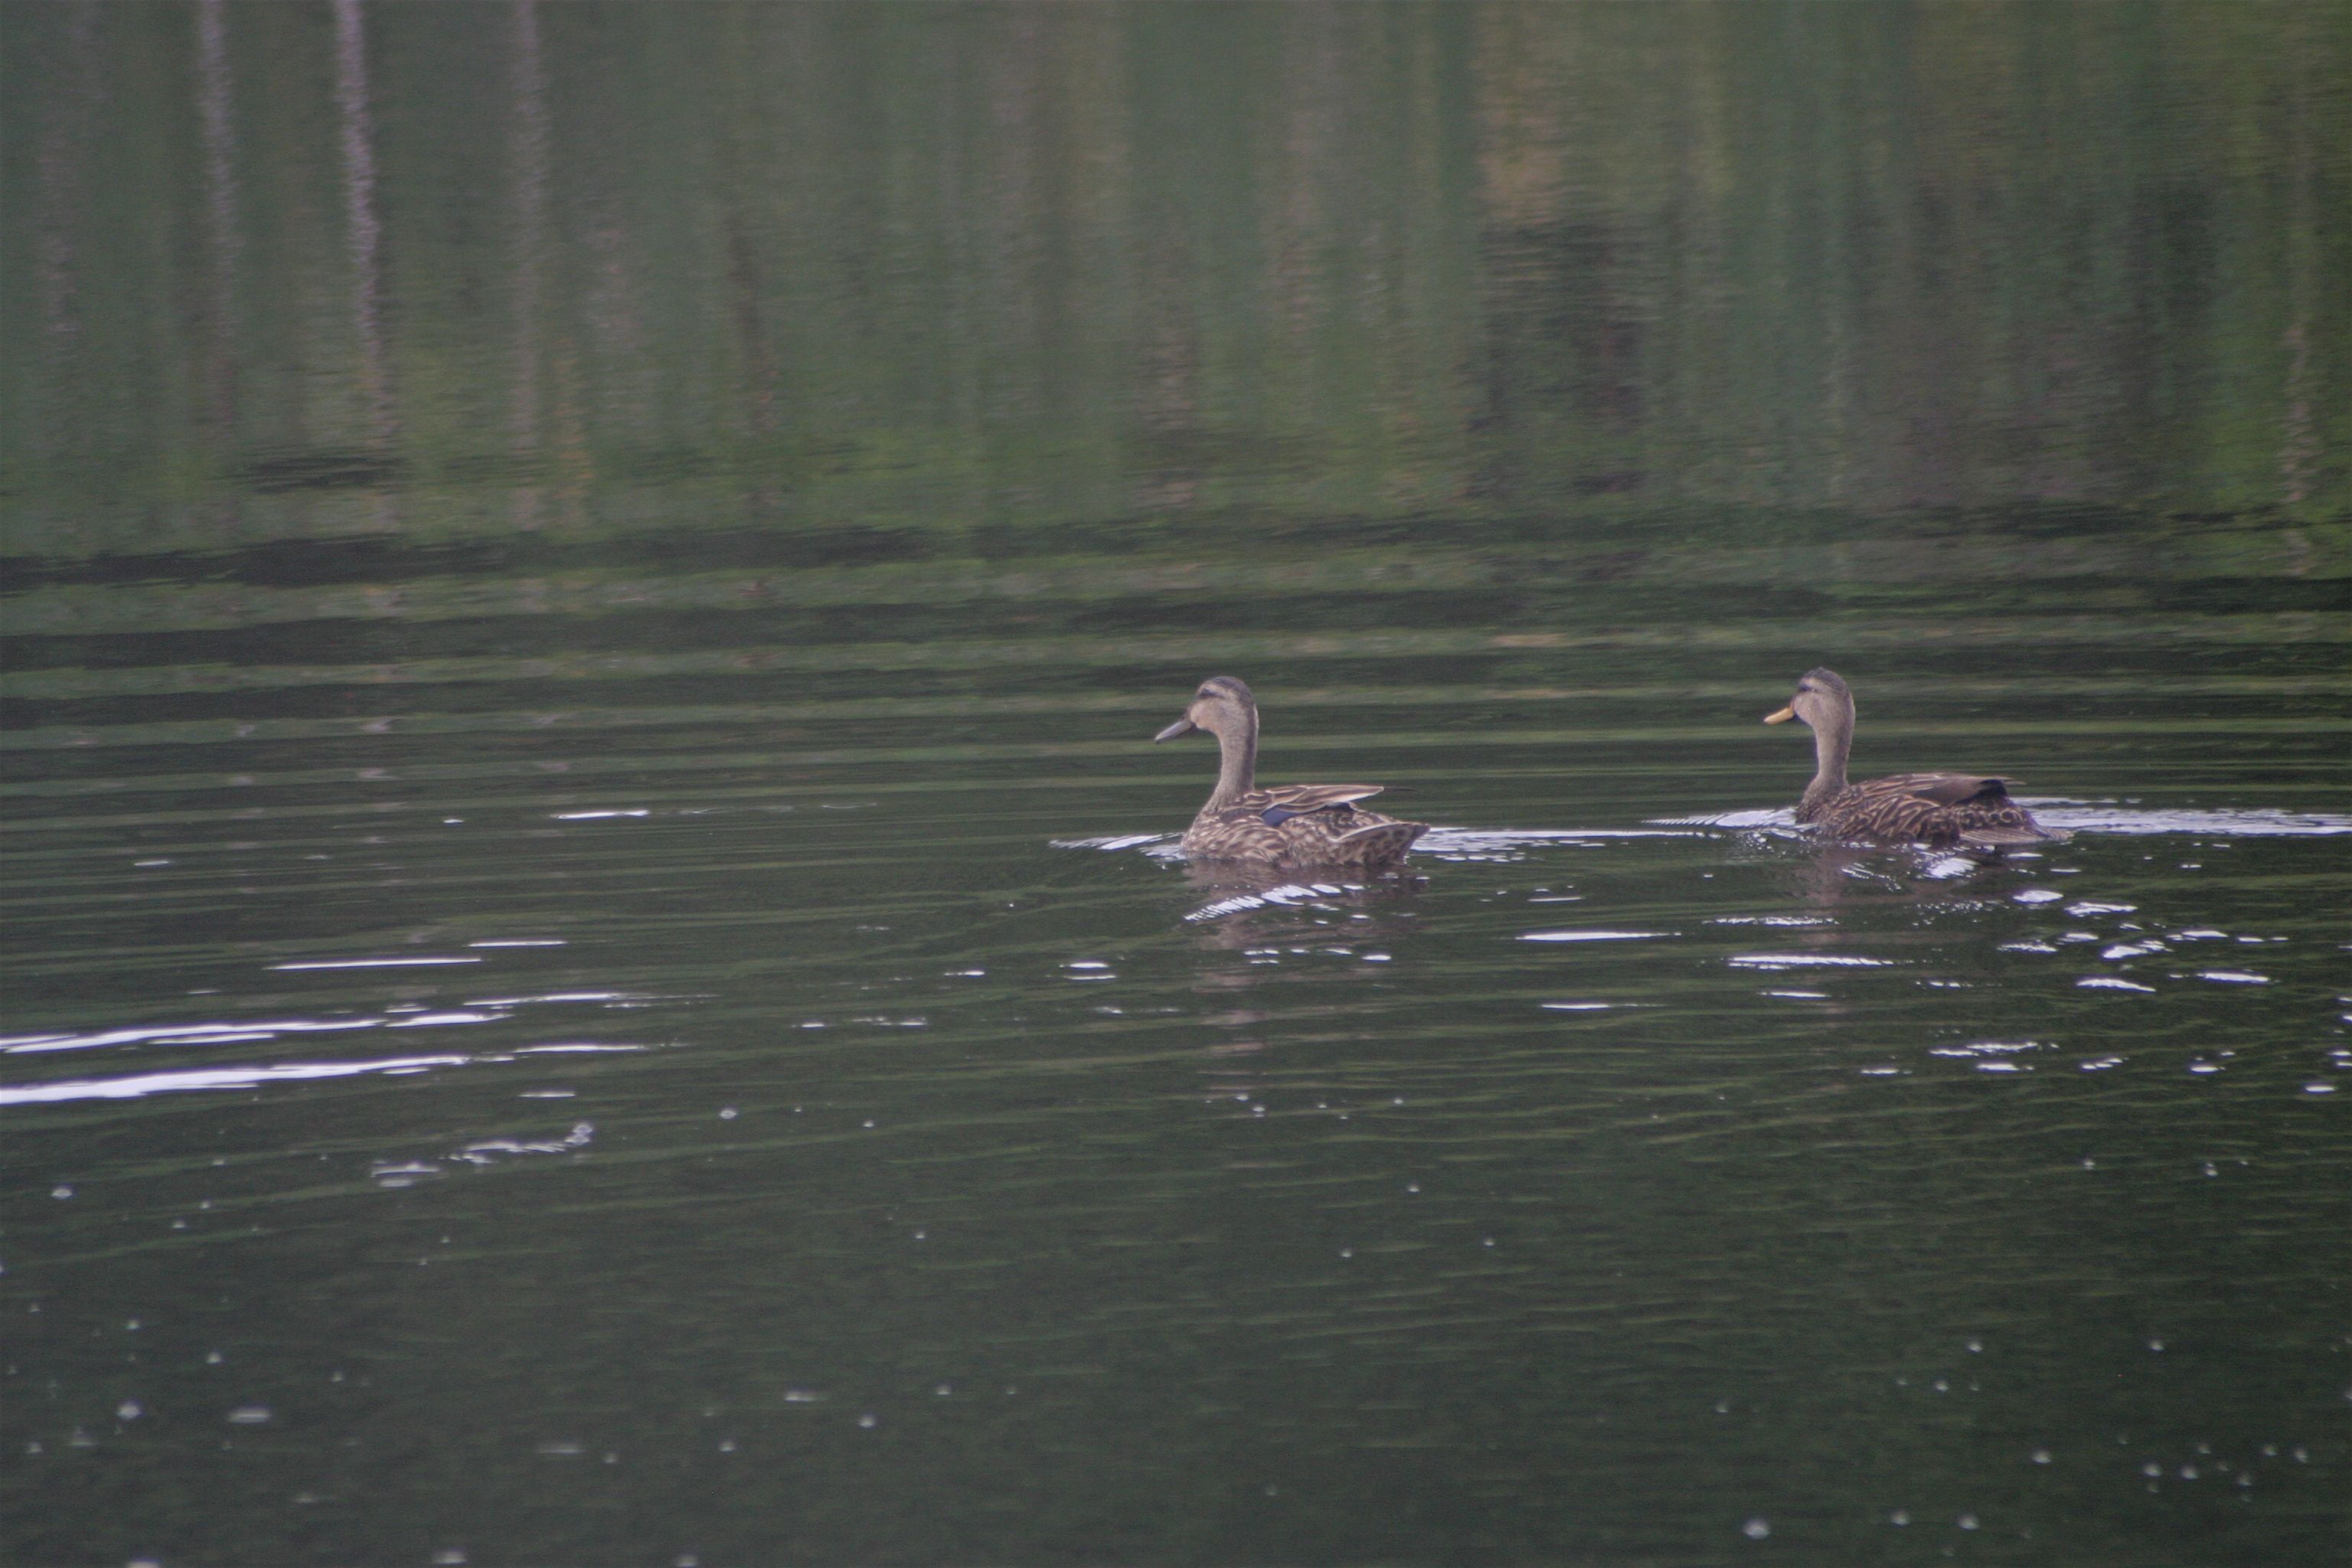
left=194, top=0, right=240, bottom=447
left=332, top=0, right=397, bottom=531
left=9, top=6, right=2341, bottom=548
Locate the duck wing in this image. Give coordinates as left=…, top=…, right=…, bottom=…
left=1251, top=783, right=1386, bottom=828
left=1857, top=772, right=2015, bottom=808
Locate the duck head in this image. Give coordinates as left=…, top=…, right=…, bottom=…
left=1155, top=675, right=1257, bottom=743
left=1763, top=667, right=1854, bottom=733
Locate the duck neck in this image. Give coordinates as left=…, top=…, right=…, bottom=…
left=1206, top=714, right=1259, bottom=811
left=1805, top=703, right=1853, bottom=803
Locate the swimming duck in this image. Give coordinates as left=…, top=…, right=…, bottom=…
left=1154, top=676, right=1428, bottom=867
left=1764, top=668, right=2064, bottom=848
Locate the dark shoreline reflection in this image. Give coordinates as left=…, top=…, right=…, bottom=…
left=2, top=4, right=2344, bottom=549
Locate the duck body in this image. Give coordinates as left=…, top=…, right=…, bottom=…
left=1157, top=677, right=1427, bottom=869
left=1795, top=771, right=2053, bottom=848
left=1179, top=784, right=1426, bottom=867
left=1767, top=668, right=2064, bottom=849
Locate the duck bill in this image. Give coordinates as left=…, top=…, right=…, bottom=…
left=1153, top=717, right=1197, bottom=742
left=1762, top=705, right=1795, bottom=725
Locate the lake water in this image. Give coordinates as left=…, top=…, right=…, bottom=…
left=3, top=5, right=2347, bottom=1565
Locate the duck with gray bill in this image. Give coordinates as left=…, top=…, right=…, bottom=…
left=1764, top=667, right=2066, bottom=848
left=1155, top=676, right=1429, bottom=867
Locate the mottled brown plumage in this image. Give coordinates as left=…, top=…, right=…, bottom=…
left=1764, top=668, right=2064, bottom=848
left=1154, top=676, right=1428, bottom=867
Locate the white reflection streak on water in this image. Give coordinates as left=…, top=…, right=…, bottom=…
left=1185, top=884, right=1351, bottom=922
left=2, top=1017, right=386, bottom=1056
left=1520, top=930, right=1676, bottom=942
left=0, top=995, right=661, bottom=1059
left=271, top=956, right=484, bottom=971
left=0, top=1054, right=472, bottom=1105
left=0, top=1042, right=648, bottom=1106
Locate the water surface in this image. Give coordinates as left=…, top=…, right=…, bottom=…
left=3, top=5, right=2347, bottom=1565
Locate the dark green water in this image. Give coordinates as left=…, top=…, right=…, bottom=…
left=3, top=5, right=2347, bottom=1566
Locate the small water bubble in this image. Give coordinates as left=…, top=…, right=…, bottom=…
left=912, top=1230, right=926, bottom=1241
left=719, top=1107, right=737, bottom=1121
left=51, top=1186, right=73, bottom=1200
left=1957, top=1514, right=1978, bottom=1531
left=1740, top=1517, right=1770, bottom=1540
left=2179, top=1465, right=2198, bottom=1480
left=861, top=1119, right=875, bottom=1129
left=2141, top=1462, right=2162, bottom=1478
left=1405, top=1183, right=1420, bottom=1194
left=205, top=1351, right=223, bottom=1365
left=1252, top=1105, right=1266, bottom=1116
left=1338, top=1248, right=1354, bottom=1259
left=1932, top=1378, right=1949, bottom=1393
left=1715, top=1400, right=1731, bottom=1414
left=432, top=1550, right=468, bottom=1566
left=2081, top=1157, right=2096, bottom=1169
left=1890, top=1510, right=1909, bottom=1526
left=1966, top=1338, right=1983, bottom=1353
left=858, top=1413, right=877, bottom=1429
left=126, top=1319, right=141, bottom=1332
left=2031, top=1449, right=2050, bottom=1464
left=2148, top=1338, right=2165, bottom=1352
left=226, top=1406, right=271, bottom=1425
left=676, top=1557, right=701, bottom=1568
left=935, top=1383, right=952, bottom=1396
left=1392, top=1096, right=1405, bottom=1106
left=2292, top=1446, right=2308, bottom=1462
left=116, top=1400, right=143, bottom=1420
left=717, top=1439, right=736, bottom=1453
left=1481, top=1237, right=1495, bottom=1248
